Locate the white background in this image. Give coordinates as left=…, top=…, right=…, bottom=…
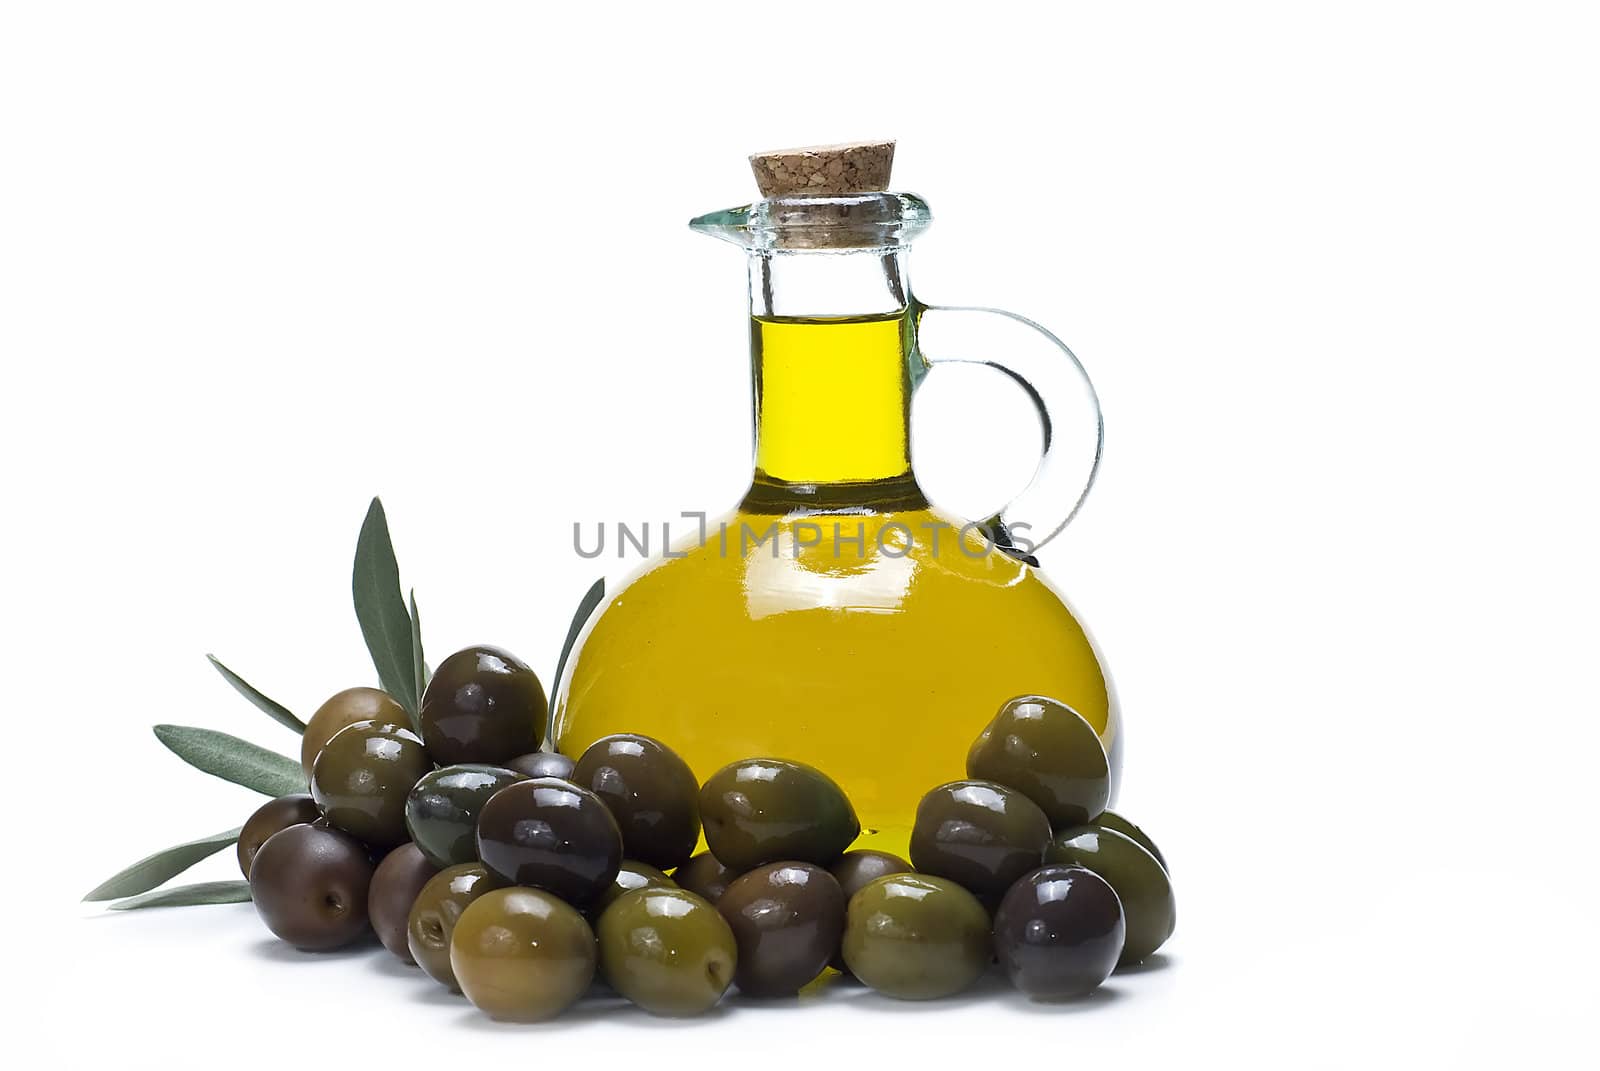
left=4, top=1, right=1597, bottom=1066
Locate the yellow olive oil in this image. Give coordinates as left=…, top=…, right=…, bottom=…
left=753, top=313, right=913, bottom=486
left=553, top=312, right=1118, bottom=858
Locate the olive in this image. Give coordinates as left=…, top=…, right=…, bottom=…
left=406, top=862, right=504, bottom=991
left=506, top=751, right=576, bottom=781
left=237, top=793, right=320, bottom=879
left=967, top=694, right=1110, bottom=829
left=573, top=733, right=701, bottom=871
left=249, top=823, right=374, bottom=950
left=841, top=873, right=991, bottom=1000
left=909, top=780, right=1051, bottom=898
left=598, top=887, right=737, bottom=1016
left=828, top=849, right=913, bottom=971
left=699, top=758, right=859, bottom=871
left=717, top=861, right=845, bottom=998
left=830, top=849, right=913, bottom=900
left=418, top=645, right=546, bottom=766
left=475, top=776, right=622, bottom=905
left=595, top=860, right=675, bottom=913
left=450, top=887, right=597, bottom=1022
left=1095, top=810, right=1169, bottom=872
left=367, top=842, right=437, bottom=964
left=674, top=851, right=737, bottom=904
left=993, top=864, right=1124, bottom=1000
left=1046, top=826, right=1175, bottom=965
left=309, top=720, right=431, bottom=848
left=404, top=764, right=525, bottom=869
left=301, top=686, right=408, bottom=777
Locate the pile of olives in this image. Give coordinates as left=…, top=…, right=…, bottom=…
left=243, top=651, right=1174, bottom=1021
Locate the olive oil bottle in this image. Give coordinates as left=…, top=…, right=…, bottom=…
left=554, top=143, right=1117, bottom=856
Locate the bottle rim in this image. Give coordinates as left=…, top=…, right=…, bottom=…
left=689, top=192, right=932, bottom=253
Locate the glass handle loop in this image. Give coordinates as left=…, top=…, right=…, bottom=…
left=913, top=304, right=1104, bottom=561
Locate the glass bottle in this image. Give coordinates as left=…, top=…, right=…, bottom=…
left=554, top=145, right=1118, bottom=856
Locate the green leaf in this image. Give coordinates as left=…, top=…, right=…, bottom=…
left=107, top=880, right=253, bottom=910
left=409, top=589, right=426, bottom=713
left=153, top=724, right=306, bottom=797
left=83, top=826, right=244, bottom=902
left=206, top=654, right=307, bottom=734
left=353, top=497, right=419, bottom=716
left=553, top=577, right=604, bottom=707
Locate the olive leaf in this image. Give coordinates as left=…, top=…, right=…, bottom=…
left=153, top=724, right=306, bottom=797
left=552, top=577, right=604, bottom=708
left=410, top=589, right=427, bottom=709
left=83, top=826, right=244, bottom=902
left=206, top=654, right=307, bottom=735
left=353, top=497, right=420, bottom=717
left=107, top=880, right=253, bottom=911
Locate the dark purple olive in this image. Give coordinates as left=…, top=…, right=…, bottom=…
left=475, top=777, right=622, bottom=905
left=367, top=843, right=438, bottom=963
left=717, top=862, right=845, bottom=998
left=674, top=851, right=738, bottom=904
left=419, top=646, right=546, bottom=766
left=573, top=734, right=701, bottom=871
left=830, top=849, right=914, bottom=900
left=993, top=864, right=1125, bottom=1000
left=249, top=823, right=375, bottom=950
left=237, top=794, right=320, bottom=879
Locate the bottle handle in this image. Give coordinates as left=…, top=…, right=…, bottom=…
left=913, top=304, right=1104, bottom=562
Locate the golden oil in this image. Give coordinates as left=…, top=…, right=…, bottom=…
left=554, top=312, right=1117, bottom=858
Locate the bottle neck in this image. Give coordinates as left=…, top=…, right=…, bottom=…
left=742, top=249, right=926, bottom=512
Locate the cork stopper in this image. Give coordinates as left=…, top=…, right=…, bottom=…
left=749, top=140, right=895, bottom=198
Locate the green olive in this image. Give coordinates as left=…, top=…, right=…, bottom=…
left=506, top=751, right=576, bottom=780
left=573, top=734, right=701, bottom=871
left=301, top=687, right=408, bottom=778
left=309, top=720, right=431, bottom=848
left=842, top=873, right=992, bottom=1000
left=1094, top=810, right=1168, bottom=872
left=403, top=764, right=526, bottom=869
left=699, top=758, right=859, bottom=871
left=909, top=779, right=1051, bottom=898
left=1046, top=826, right=1175, bottom=965
left=967, top=694, right=1110, bottom=828
left=828, top=849, right=913, bottom=971
left=405, top=862, right=504, bottom=991
left=595, top=860, right=675, bottom=913
left=598, top=887, right=736, bottom=1016
left=450, top=887, right=597, bottom=1022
